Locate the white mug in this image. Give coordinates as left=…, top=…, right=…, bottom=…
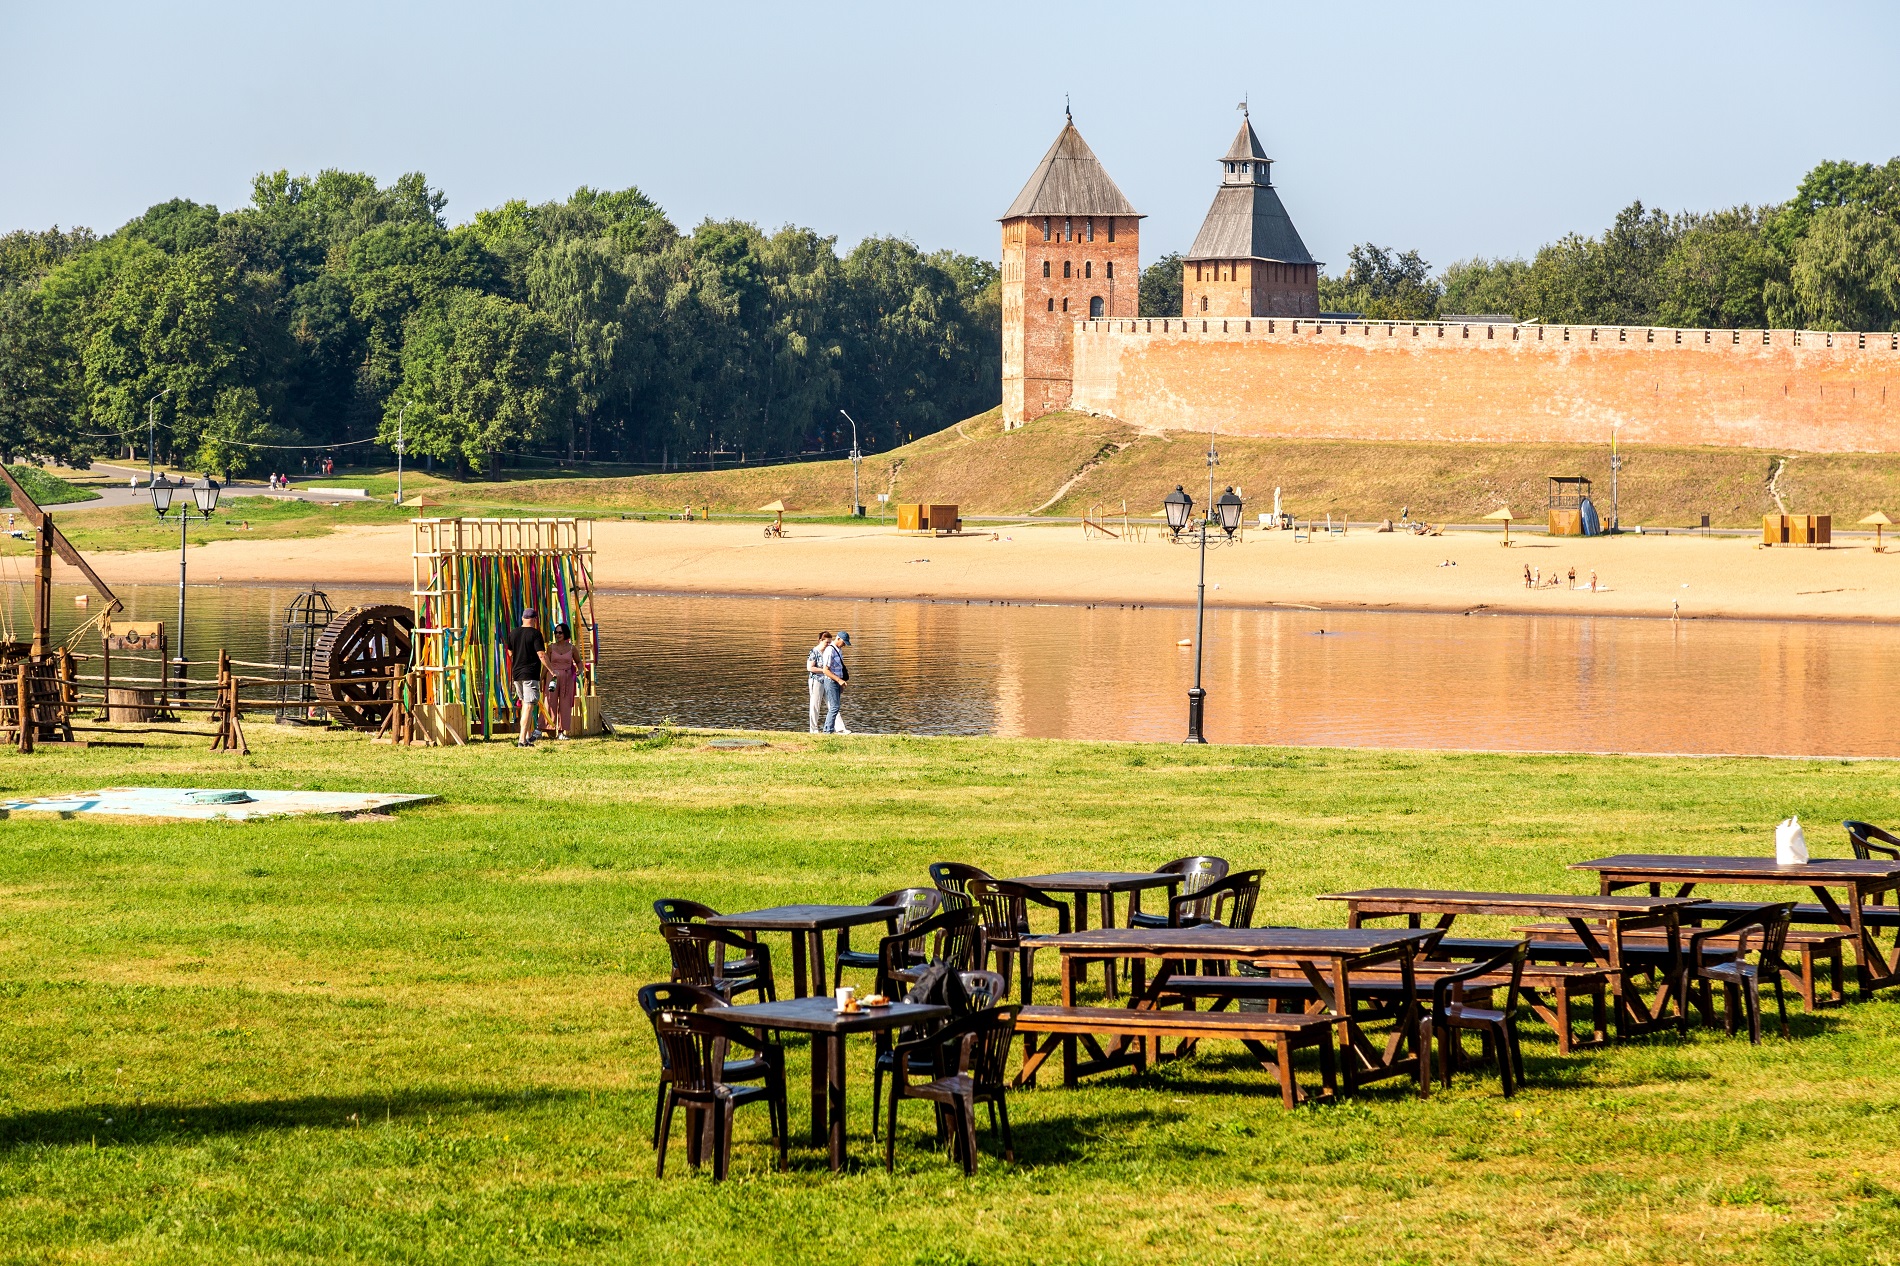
left=835, top=986, right=856, bottom=1011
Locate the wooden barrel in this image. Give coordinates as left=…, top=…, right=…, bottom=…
left=107, top=687, right=158, bottom=722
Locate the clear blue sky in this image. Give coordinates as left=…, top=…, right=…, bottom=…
left=6, top=1, right=1897, bottom=273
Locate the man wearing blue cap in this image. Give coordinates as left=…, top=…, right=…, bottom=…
left=505, top=608, right=549, bottom=746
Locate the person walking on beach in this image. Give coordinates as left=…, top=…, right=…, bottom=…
left=806, top=631, right=833, bottom=732
left=1567, top=566, right=1577, bottom=589
left=544, top=622, right=581, bottom=739
left=505, top=608, right=548, bottom=747
left=1523, top=564, right=1532, bottom=588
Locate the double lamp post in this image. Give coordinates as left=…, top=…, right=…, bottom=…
left=1163, top=480, right=1244, bottom=744
left=149, top=472, right=221, bottom=696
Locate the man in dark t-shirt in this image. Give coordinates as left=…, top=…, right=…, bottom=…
left=504, top=609, right=549, bottom=747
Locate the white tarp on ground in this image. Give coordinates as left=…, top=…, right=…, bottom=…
left=0, top=787, right=434, bottom=821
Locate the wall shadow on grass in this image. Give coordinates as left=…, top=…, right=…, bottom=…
left=0, top=1086, right=587, bottom=1150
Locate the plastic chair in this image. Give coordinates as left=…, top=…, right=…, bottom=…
left=834, top=887, right=940, bottom=991
left=884, top=1005, right=1022, bottom=1175
left=966, top=878, right=1071, bottom=999
left=653, top=898, right=764, bottom=990
left=929, top=862, right=993, bottom=915
left=649, top=1009, right=787, bottom=1180
left=659, top=923, right=776, bottom=1003
left=636, top=982, right=772, bottom=1148
left=1430, top=941, right=1529, bottom=1095
left=1688, top=902, right=1795, bottom=1044
left=1129, top=856, right=1231, bottom=930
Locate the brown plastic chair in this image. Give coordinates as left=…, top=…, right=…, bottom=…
left=660, top=923, right=776, bottom=1003
left=650, top=1009, right=787, bottom=1180
left=834, top=887, right=941, bottom=991
left=929, top=861, right=993, bottom=916
left=958, top=970, right=1008, bottom=1009
left=1845, top=820, right=1900, bottom=860
left=1129, top=856, right=1231, bottom=929
left=966, top=878, right=1071, bottom=1000
left=874, top=908, right=986, bottom=998
left=1688, top=902, right=1795, bottom=1044
left=1430, top=941, right=1529, bottom=1095
left=636, top=982, right=774, bottom=1148
left=653, top=898, right=764, bottom=990
left=884, top=1005, right=1021, bottom=1175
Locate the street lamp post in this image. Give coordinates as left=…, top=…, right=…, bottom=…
left=394, top=404, right=407, bottom=507
left=146, top=388, right=171, bottom=487
left=1609, top=427, right=1621, bottom=533
left=151, top=474, right=221, bottom=703
left=838, top=409, right=864, bottom=516
left=1165, top=481, right=1245, bottom=744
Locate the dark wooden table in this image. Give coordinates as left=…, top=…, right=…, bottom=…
left=704, top=904, right=899, bottom=999
left=1028, top=924, right=1439, bottom=1096
left=999, top=870, right=1181, bottom=998
left=1574, top=854, right=1900, bottom=997
left=715, top=996, right=950, bottom=1170
left=1318, top=888, right=1707, bottom=1040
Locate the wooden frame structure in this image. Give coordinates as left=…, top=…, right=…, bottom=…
left=410, top=517, right=600, bottom=744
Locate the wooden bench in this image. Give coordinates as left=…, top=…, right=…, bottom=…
left=1158, top=963, right=1610, bottom=1055
left=1515, top=921, right=1847, bottom=1011
left=1672, top=899, right=1900, bottom=934
left=1015, top=1004, right=1338, bottom=1108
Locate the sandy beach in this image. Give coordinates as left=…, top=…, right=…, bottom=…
left=64, top=517, right=1900, bottom=623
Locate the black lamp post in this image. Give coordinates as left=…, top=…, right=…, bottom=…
left=152, top=474, right=220, bottom=699
left=1165, top=481, right=1243, bottom=743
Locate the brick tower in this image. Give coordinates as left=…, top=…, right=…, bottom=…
left=1182, top=109, right=1319, bottom=319
left=1000, top=112, right=1142, bottom=429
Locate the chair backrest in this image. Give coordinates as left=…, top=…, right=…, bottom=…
left=660, top=922, right=768, bottom=988
left=649, top=1010, right=734, bottom=1095
left=653, top=898, right=720, bottom=924
left=1705, top=901, right=1796, bottom=969
left=954, top=1005, right=1021, bottom=1090
left=636, top=981, right=728, bottom=1018
left=967, top=878, right=1071, bottom=943
left=871, top=886, right=942, bottom=936
left=1176, top=869, right=1263, bottom=929
left=878, top=907, right=981, bottom=996
left=1156, top=856, right=1232, bottom=922
left=958, top=969, right=1008, bottom=1009
left=1845, top=821, right=1900, bottom=860
left=929, top=862, right=993, bottom=913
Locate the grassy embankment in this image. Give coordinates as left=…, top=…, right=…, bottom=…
left=4, top=727, right=1900, bottom=1262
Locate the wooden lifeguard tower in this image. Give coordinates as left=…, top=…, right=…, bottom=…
left=1547, top=477, right=1592, bottom=537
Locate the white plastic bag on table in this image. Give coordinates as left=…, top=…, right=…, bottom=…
left=1775, top=815, right=1809, bottom=865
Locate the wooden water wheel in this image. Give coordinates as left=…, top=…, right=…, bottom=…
left=310, top=604, right=414, bottom=727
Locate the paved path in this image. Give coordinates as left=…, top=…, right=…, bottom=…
left=51, top=463, right=386, bottom=512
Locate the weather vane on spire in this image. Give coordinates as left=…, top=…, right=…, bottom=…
left=1237, top=95, right=1249, bottom=117
left=1065, top=93, right=1072, bottom=122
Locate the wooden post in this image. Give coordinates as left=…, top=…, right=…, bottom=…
left=16, top=662, right=33, bottom=754
left=30, top=511, right=53, bottom=658
left=57, top=649, right=74, bottom=742
left=100, top=636, right=112, bottom=721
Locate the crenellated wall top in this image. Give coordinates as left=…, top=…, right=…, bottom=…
left=1078, top=317, right=1900, bottom=353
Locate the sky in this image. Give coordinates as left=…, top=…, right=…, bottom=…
left=5, top=1, right=1899, bottom=273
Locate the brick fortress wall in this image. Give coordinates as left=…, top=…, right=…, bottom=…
left=1001, top=214, right=1139, bottom=428
left=1068, top=317, right=1900, bottom=452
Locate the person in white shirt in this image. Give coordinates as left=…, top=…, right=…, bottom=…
left=819, top=635, right=846, bottom=733
left=805, top=632, right=833, bottom=732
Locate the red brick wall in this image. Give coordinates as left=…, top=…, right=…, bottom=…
left=1002, top=214, right=1140, bottom=428
left=1069, top=318, right=1900, bottom=452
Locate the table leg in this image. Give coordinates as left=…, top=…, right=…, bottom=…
left=828, top=1031, right=847, bottom=1172
left=1060, top=953, right=1078, bottom=1087
left=809, top=1033, right=828, bottom=1144
left=807, top=930, right=827, bottom=1000
left=1100, top=891, right=1119, bottom=999
left=1072, top=893, right=1091, bottom=996
left=791, top=933, right=809, bottom=1000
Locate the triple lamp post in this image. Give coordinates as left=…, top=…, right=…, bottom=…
left=1163, top=483, right=1244, bottom=744
left=150, top=474, right=221, bottom=695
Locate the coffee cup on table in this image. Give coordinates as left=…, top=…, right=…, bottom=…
left=835, top=986, right=857, bottom=1012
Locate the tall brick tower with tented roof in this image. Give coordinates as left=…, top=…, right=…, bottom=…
left=1182, top=108, right=1319, bottom=319
left=999, top=111, right=1142, bottom=428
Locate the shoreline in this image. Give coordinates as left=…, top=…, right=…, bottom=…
left=58, top=518, right=1900, bottom=626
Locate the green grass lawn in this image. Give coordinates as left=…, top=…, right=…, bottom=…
left=5, top=728, right=1900, bottom=1263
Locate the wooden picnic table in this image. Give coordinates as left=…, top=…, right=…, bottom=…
left=998, top=870, right=1181, bottom=998
left=1573, top=854, right=1900, bottom=997
left=714, top=996, right=950, bottom=1171
left=1024, top=924, right=1439, bottom=1096
left=705, top=904, right=900, bottom=999
left=1317, top=888, right=1706, bottom=1041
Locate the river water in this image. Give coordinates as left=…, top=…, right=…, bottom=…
left=17, top=582, right=1900, bottom=757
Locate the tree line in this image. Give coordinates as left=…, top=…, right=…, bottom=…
left=0, top=171, right=1001, bottom=476
left=1139, top=157, right=1899, bottom=331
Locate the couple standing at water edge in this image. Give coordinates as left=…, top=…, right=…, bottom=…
left=807, top=630, right=852, bottom=733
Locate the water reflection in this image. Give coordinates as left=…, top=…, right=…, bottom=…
left=15, top=583, right=1900, bottom=756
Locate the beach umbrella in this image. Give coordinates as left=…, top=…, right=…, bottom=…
left=1860, top=511, right=1893, bottom=552
left=1483, top=506, right=1515, bottom=546
left=757, top=500, right=787, bottom=513
left=401, top=494, right=440, bottom=508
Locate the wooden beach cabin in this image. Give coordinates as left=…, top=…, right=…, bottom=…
left=1547, top=477, right=1592, bottom=537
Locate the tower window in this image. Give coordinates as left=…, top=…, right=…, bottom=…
left=1195, top=263, right=1203, bottom=281
left=1201, top=295, right=1209, bottom=312
left=1085, top=217, right=1094, bottom=242
left=1063, top=261, right=1071, bottom=278
left=1042, top=260, right=1050, bottom=278
left=1042, top=217, right=1050, bottom=242
left=1084, top=261, right=1092, bottom=279
left=1062, top=297, right=1068, bottom=312
left=1064, top=217, right=1072, bottom=242
left=1106, top=261, right=1114, bottom=279
left=1107, top=217, right=1115, bottom=242
left=1047, top=298, right=1054, bottom=311
left=1089, top=295, right=1104, bottom=318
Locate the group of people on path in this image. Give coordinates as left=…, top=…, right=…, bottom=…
left=807, top=630, right=851, bottom=733
left=503, top=609, right=582, bottom=746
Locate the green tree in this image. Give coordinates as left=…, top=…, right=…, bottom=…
left=1438, top=257, right=1528, bottom=318
left=1787, top=204, right=1900, bottom=331
left=0, top=288, right=92, bottom=465
left=1140, top=252, right=1183, bottom=317
left=194, top=385, right=280, bottom=477
left=1320, top=244, right=1440, bottom=319
left=1653, top=208, right=1775, bottom=329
